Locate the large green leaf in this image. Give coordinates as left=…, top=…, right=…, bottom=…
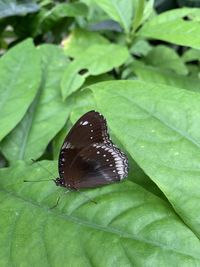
left=88, top=80, right=200, bottom=238
left=61, top=44, right=129, bottom=100
left=0, top=161, right=200, bottom=266
left=1, top=45, right=70, bottom=162
left=138, top=8, right=200, bottom=49
left=0, top=39, right=41, bottom=142
left=91, top=0, right=134, bottom=33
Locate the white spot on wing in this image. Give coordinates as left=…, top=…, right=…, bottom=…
left=99, top=142, right=129, bottom=180
left=62, top=142, right=72, bottom=149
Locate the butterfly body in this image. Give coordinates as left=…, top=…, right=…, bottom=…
left=56, top=111, right=128, bottom=189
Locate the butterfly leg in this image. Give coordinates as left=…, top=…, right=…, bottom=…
left=72, top=186, right=97, bottom=204
left=50, top=189, right=71, bottom=209
left=50, top=196, right=60, bottom=209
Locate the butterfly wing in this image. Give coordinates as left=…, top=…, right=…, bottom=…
left=66, top=110, right=109, bottom=147
left=66, top=143, right=128, bottom=189
left=58, top=111, right=109, bottom=183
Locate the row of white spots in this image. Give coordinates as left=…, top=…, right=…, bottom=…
left=62, top=142, right=74, bottom=150
left=93, top=142, right=128, bottom=180
left=80, top=121, right=94, bottom=140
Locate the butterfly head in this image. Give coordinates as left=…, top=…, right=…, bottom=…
left=54, top=177, right=65, bottom=187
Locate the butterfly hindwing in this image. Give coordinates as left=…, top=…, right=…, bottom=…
left=67, top=143, right=128, bottom=188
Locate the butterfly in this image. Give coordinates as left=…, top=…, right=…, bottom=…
left=55, top=111, right=128, bottom=190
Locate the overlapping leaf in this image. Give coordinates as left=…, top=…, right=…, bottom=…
left=138, top=8, right=200, bottom=49
left=63, top=29, right=109, bottom=58
left=130, top=61, right=200, bottom=92
left=35, top=2, right=88, bottom=34
left=89, top=80, right=200, bottom=238
left=91, top=0, right=134, bottom=33
left=1, top=45, right=70, bottom=162
left=61, top=44, right=129, bottom=100
left=144, top=45, right=188, bottom=75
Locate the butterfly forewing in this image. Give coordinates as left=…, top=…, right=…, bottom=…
left=58, top=111, right=108, bottom=180
left=58, top=110, right=128, bottom=189
left=63, top=110, right=108, bottom=148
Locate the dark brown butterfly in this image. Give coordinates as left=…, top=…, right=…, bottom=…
left=55, top=111, right=128, bottom=190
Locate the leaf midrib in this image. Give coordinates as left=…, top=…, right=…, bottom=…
left=1, top=187, right=200, bottom=260
left=18, top=95, right=40, bottom=160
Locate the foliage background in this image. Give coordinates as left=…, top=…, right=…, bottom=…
left=0, top=0, right=200, bottom=266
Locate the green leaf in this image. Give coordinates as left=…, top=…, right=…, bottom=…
left=1, top=45, right=70, bottom=162
left=0, top=161, right=200, bottom=266
left=0, top=39, right=41, bottom=142
left=129, top=61, right=200, bottom=92
left=138, top=7, right=200, bottom=49
left=91, top=0, right=134, bottom=33
left=130, top=39, right=152, bottom=56
left=63, top=28, right=109, bottom=58
left=52, top=123, right=70, bottom=160
left=89, top=80, right=200, bottom=237
left=142, top=0, right=154, bottom=23
left=0, top=0, right=39, bottom=18
left=40, top=2, right=88, bottom=32
left=61, top=44, right=129, bottom=100
left=182, top=48, right=200, bottom=62
left=131, top=0, right=145, bottom=32
left=144, top=45, right=188, bottom=75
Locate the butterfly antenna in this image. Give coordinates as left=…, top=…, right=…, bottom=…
left=24, top=179, right=54, bottom=182
left=23, top=159, right=56, bottom=183
left=50, top=188, right=97, bottom=209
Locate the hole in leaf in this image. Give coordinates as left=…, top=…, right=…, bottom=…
left=78, top=68, right=89, bottom=75
left=182, top=16, right=191, bottom=21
